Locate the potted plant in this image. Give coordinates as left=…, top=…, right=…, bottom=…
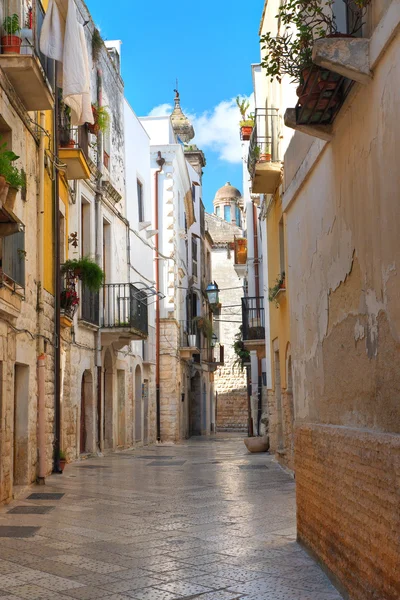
left=88, top=104, right=110, bottom=135
left=61, top=256, right=104, bottom=292
left=233, top=328, right=250, bottom=370
left=268, top=272, right=286, bottom=306
left=260, top=0, right=371, bottom=117
left=236, top=97, right=254, bottom=140
left=259, top=144, right=272, bottom=163
left=59, top=450, right=67, bottom=472
left=2, top=14, right=21, bottom=54
left=0, top=141, right=25, bottom=209
left=192, top=315, right=213, bottom=342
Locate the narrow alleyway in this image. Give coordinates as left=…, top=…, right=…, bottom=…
left=0, top=438, right=342, bottom=600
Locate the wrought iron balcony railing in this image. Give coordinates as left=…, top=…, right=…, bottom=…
left=80, top=284, right=99, bottom=326
left=179, top=320, right=201, bottom=350
left=242, top=296, right=265, bottom=341
left=102, top=283, right=148, bottom=337
left=248, top=108, right=280, bottom=176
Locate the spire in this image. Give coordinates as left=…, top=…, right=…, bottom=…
left=170, top=87, right=195, bottom=143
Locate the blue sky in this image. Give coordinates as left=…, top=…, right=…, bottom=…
left=86, top=0, right=264, bottom=212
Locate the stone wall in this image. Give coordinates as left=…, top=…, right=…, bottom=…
left=160, top=319, right=182, bottom=442
left=296, top=424, right=400, bottom=600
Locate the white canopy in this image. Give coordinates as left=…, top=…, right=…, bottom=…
left=40, top=0, right=94, bottom=126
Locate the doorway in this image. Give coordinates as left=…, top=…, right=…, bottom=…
left=135, top=366, right=142, bottom=442
left=80, top=370, right=93, bottom=454
left=104, top=348, right=114, bottom=449
left=202, top=382, right=207, bottom=433
left=13, top=364, right=29, bottom=486
left=117, top=370, right=126, bottom=447
left=190, top=372, right=201, bottom=436
left=274, top=350, right=284, bottom=450
left=143, top=379, right=149, bottom=445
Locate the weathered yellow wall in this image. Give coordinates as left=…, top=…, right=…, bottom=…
left=267, top=192, right=291, bottom=389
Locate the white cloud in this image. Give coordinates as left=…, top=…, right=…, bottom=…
left=148, top=103, right=173, bottom=117
left=147, top=94, right=254, bottom=164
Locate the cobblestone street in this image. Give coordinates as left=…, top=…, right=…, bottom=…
left=0, top=437, right=342, bottom=600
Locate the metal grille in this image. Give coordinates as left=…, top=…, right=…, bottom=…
left=248, top=108, right=280, bottom=175
left=242, top=296, right=265, bottom=341
left=2, top=229, right=25, bottom=291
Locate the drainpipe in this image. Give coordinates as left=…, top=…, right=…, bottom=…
left=252, top=201, right=262, bottom=435
left=155, top=151, right=165, bottom=442
left=37, top=110, right=46, bottom=482
left=53, top=64, right=61, bottom=473
left=95, top=68, right=103, bottom=452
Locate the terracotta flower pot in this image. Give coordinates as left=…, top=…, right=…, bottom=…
left=1, top=35, right=22, bottom=54
left=5, top=186, right=18, bottom=211
left=244, top=436, right=270, bottom=453
left=0, top=175, right=9, bottom=204
left=88, top=122, right=100, bottom=135
left=240, top=126, right=253, bottom=141
left=259, top=153, right=272, bottom=162
left=59, top=459, right=66, bottom=472
left=60, top=139, right=75, bottom=149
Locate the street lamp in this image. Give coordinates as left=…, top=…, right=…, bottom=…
left=205, top=281, right=219, bottom=305
left=211, top=333, right=218, bottom=348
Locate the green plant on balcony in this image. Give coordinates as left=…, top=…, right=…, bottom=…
left=192, top=315, right=213, bottom=342
left=1, top=14, right=22, bottom=54
left=260, top=0, right=371, bottom=86
left=61, top=256, right=104, bottom=292
left=88, top=104, right=110, bottom=135
left=233, top=327, right=250, bottom=370
left=268, top=272, right=286, bottom=306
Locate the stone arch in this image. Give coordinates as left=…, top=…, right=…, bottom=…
left=135, top=364, right=142, bottom=442
left=104, top=347, right=115, bottom=449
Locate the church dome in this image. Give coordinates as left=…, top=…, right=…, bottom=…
left=214, top=182, right=242, bottom=204
left=171, top=90, right=195, bottom=143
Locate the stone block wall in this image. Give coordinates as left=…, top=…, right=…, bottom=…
left=296, top=424, right=400, bottom=600
left=160, top=319, right=181, bottom=442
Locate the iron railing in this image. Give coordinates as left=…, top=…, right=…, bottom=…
left=60, top=273, right=78, bottom=320
left=102, top=283, right=148, bottom=336
left=80, top=284, right=99, bottom=326
left=242, top=296, right=265, bottom=341
left=248, top=108, right=280, bottom=176
left=0, top=270, right=24, bottom=296
left=295, top=66, right=354, bottom=126
left=1, top=1, right=54, bottom=85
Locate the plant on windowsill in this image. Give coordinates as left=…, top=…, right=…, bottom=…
left=1, top=14, right=21, bottom=54
left=260, top=0, right=371, bottom=120
left=192, top=315, right=213, bottom=342
left=233, top=327, right=250, bottom=371
left=88, top=104, right=110, bottom=135
left=268, top=272, right=286, bottom=307
left=61, top=256, right=104, bottom=292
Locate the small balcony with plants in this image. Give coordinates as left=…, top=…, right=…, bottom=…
left=236, top=96, right=254, bottom=141
left=58, top=99, right=92, bottom=181
left=101, top=283, right=148, bottom=349
left=0, top=139, right=26, bottom=224
left=60, top=257, right=103, bottom=328
left=261, top=0, right=371, bottom=138
left=247, top=108, right=282, bottom=194
left=0, top=0, right=54, bottom=111
left=179, top=319, right=201, bottom=360
left=268, top=272, right=286, bottom=307
left=233, top=236, right=248, bottom=279
left=241, top=296, right=266, bottom=358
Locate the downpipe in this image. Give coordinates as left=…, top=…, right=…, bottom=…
left=155, top=151, right=165, bottom=442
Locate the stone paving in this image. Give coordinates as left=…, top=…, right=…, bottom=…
left=0, top=436, right=343, bottom=600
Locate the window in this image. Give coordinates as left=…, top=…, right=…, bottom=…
left=215, top=206, right=220, bottom=217
left=1, top=230, right=25, bottom=288
left=103, top=128, right=111, bottom=170
left=235, top=204, right=241, bottom=226
left=192, top=236, right=198, bottom=279
left=224, top=205, right=231, bottom=222
left=137, top=180, right=144, bottom=223
left=200, top=201, right=205, bottom=237
left=191, top=184, right=196, bottom=203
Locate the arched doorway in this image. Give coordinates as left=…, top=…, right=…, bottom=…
left=80, top=370, right=93, bottom=454
left=104, top=348, right=114, bottom=449
left=135, top=365, right=142, bottom=442
left=202, top=382, right=207, bottom=433
left=190, top=372, right=201, bottom=436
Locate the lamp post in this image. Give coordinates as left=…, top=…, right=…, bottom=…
left=205, top=281, right=219, bottom=305
left=211, top=333, right=218, bottom=348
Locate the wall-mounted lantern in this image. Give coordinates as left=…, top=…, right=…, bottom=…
left=206, top=281, right=219, bottom=305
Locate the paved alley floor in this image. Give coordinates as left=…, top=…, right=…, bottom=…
left=0, top=437, right=343, bottom=600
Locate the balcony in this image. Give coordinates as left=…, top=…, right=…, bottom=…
left=0, top=270, right=23, bottom=318
left=80, top=284, right=99, bottom=328
left=0, top=1, right=54, bottom=111
left=179, top=320, right=201, bottom=360
left=248, top=108, right=282, bottom=194
left=233, top=236, right=247, bottom=279
left=59, top=126, right=91, bottom=180
left=101, top=283, right=148, bottom=349
left=242, top=296, right=266, bottom=358
left=197, top=344, right=224, bottom=373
